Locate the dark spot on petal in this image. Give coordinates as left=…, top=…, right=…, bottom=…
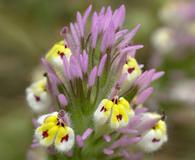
left=42, top=130, right=49, bottom=138
left=43, top=72, right=48, bottom=77
left=57, top=51, right=65, bottom=59
left=152, top=138, right=160, bottom=143
left=100, top=106, right=107, bottom=112
left=61, top=123, right=65, bottom=127
left=34, top=95, right=40, bottom=102
left=127, top=67, right=135, bottom=74
left=116, top=114, right=123, bottom=121
left=61, top=134, right=69, bottom=143
left=111, top=98, right=118, bottom=104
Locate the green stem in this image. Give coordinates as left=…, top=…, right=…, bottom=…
left=93, top=77, right=100, bottom=105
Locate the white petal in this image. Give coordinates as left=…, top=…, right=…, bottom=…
left=26, top=90, right=51, bottom=113
left=50, top=57, right=64, bottom=69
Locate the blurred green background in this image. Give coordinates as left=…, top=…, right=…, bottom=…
left=0, top=0, right=195, bottom=159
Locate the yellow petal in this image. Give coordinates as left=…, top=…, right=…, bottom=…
left=119, top=97, right=130, bottom=111
left=110, top=104, right=120, bottom=129
left=46, top=40, right=71, bottom=61
left=44, top=115, right=58, bottom=124
left=94, top=99, right=113, bottom=126
left=40, top=125, right=59, bottom=147
left=103, top=99, right=114, bottom=116
left=110, top=103, right=130, bottom=129
left=37, top=122, right=56, bottom=133
left=55, top=127, right=68, bottom=145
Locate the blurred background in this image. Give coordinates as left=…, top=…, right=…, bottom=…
left=0, top=0, right=195, bottom=159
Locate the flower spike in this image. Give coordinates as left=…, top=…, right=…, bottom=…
left=26, top=4, right=167, bottom=160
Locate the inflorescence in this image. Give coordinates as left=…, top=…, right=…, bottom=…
left=26, top=5, right=167, bottom=160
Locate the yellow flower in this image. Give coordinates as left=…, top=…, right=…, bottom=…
left=94, top=97, right=134, bottom=129
left=35, top=112, right=75, bottom=152
left=137, top=113, right=168, bottom=153
left=46, top=40, right=71, bottom=65
left=121, top=56, right=142, bottom=93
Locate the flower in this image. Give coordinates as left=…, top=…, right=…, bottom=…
left=35, top=111, right=75, bottom=152
left=26, top=77, right=51, bottom=113
left=137, top=113, right=168, bottom=153
left=94, top=96, right=134, bottom=129
left=26, top=5, right=167, bottom=160
left=46, top=40, right=72, bottom=69
left=120, top=56, right=142, bottom=93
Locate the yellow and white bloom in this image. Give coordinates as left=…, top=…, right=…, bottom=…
left=94, top=97, right=134, bottom=129
left=121, top=56, right=142, bottom=93
left=46, top=40, right=72, bottom=70
left=26, top=77, right=51, bottom=113
left=137, top=113, right=168, bottom=153
left=35, top=112, right=75, bottom=152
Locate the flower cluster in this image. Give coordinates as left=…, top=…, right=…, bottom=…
left=26, top=5, right=167, bottom=160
